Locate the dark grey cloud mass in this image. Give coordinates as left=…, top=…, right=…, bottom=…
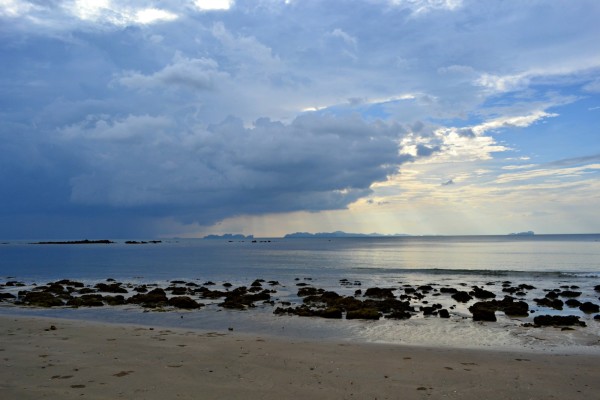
left=0, top=110, right=409, bottom=237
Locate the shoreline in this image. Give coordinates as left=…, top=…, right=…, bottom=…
left=2, top=275, right=600, bottom=355
left=2, top=314, right=599, bottom=399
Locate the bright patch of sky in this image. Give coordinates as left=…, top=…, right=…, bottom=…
left=0, top=0, right=599, bottom=238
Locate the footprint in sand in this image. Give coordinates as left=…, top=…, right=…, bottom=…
left=113, top=370, right=134, bottom=377
left=51, top=375, right=73, bottom=379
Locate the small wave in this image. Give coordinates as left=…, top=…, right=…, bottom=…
left=351, top=267, right=593, bottom=278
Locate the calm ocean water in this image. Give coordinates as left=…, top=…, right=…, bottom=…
left=2, top=234, right=599, bottom=281
left=2, top=234, right=600, bottom=351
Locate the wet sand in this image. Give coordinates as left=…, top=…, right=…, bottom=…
left=1, top=315, right=598, bottom=399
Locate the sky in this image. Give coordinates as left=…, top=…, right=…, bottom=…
left=0, top=0, right=599, bottom=239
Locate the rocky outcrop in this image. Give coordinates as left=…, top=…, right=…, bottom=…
left=127, top=288, right=168, bottom=308
left=95, top=283, right=128, bottom=294
left=168, top=296, right=203, bottom=309
left=579, top=302, right=599, bottom=313
left=19, top=291, right=65, bottom=307
left=364, top=287, right=396, bottom=298
left=533, top=315, right=586, bottom=327
left=469, top=297, right=529, bottom=321
left=534, top=297, right=564, bottom=310
left=451, top=291, right=473, bottom=303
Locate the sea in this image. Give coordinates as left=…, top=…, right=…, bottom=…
left=1, top=234, right=600, bottom=353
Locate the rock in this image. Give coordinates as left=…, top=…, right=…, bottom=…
left=251, top=279, right=263, bottom=287
left=421, top=306, right=438, bottom=316
left=565, top=299, right=581, bottom=308
left=67, top=294, right=104, bottom=307
left=545, top=291, right=559, bottom=299
left=559, top=290, right=582, bottom=298
left=365, top=287, right=396, bottom=299
left=168, top=296, right=202, bottom=309
left=346, top=308, right=381, bottom=320
left=502, top=300, right=529, bottom=317
left=127, top=288, right=168, bottom=308
left=297, top=287, right=320, bottom=297
left=387, top=310, right=412, bottom=319
left=534, top=297, right=564, bottom=310
left=451, top=291, right=473, bottom=303
left=579, top=302, right=600, bottom=313
left=470, top=286, right=496, bottom=299
left=133, top=286, right=148, bottom=293
left=468, top=302, right=497, bottom=322
left=533, top=315, right=586, bottom=327
left=95, top=283, right=128, bottom=294
left=594, top=284, right=600, bottom=292
left=438, top=309, right=450, bottom=318
left=41, top=283, right=68, bottom=295
left=0, top=292, right=16, bottom=300
left=166, top=286, right=188, bottom=295
left=104, top=295, right=126, bottom=306
left=21, top=291, right=65, bottom=307
left=440, top=287, right=458, bottom=294
left=219, top=287, right=272, bottom=309
left=195, top=287, right=227, bottom=298
left=319, top=307, right=343, bottom=319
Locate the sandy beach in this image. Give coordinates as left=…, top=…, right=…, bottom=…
left=1, top=315, right=598, bottom=399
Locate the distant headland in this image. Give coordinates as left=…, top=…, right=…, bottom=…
left=203, top=234, right=254, bottom=240
left=508, top=231, right=535, bottom=236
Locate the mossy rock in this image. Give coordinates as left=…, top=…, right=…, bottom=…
left=168, top=296, right=202, bottom=309
left=22, top=291, right=65, bottom=307
left=346, top=308, right=381, bottom=320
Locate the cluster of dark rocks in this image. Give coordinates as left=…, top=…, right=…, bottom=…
left=1, top=278, right=599, bottom=329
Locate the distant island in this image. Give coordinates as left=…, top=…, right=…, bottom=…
left=284, top=231, right=410, bottom=238
left=508, top=231, right=535, bottom=236
left=32, top=239, right=114, bottom=245
left=203, top=234, right=254, bottom=240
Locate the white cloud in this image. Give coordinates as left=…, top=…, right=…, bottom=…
left=18, top=0, right=180, bottom=27
left=386, top=0, right=463, bottom=14
left=475, top=72, right=529, bottom=93
left=0, top=0, right=36, bottom=17
left=194, top=0, right=234, bottom=11
left=495, top=164, right=600, bottom=185
left=331, top=28, right=357, bottom=48
left=472, top=111, right=558, bottom=135
left=60, top=114, right=173, bottom=141
left=117, top=55, right=228, bottom=91
left=134, top=8, right=178, bottom=24
left=583, top=79, right=600, bottom=93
